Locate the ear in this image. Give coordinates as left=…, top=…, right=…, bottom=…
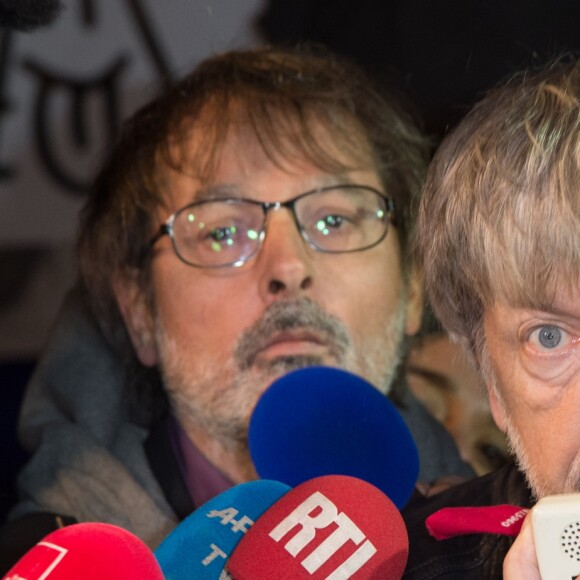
left=404, top=263, right=424, bottom=337
left=487, top=383, right=508, bottom=433
left=113, top=269, right=158, bottom=367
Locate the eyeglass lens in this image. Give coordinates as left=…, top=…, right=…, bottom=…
left=170, top=186, right=390, bottom=267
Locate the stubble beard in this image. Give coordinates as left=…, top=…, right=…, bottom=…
left=484, top=365, right=580, bottom=499
left=156, top=296, right=408, bottom=454
left=502, top=415, right=580, bottom=499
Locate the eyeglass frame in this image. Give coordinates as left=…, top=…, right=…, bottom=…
left=148, top=183, right=396, bottom=269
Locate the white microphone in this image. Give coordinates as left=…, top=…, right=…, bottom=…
left=532, top=493, right=580, bottom=580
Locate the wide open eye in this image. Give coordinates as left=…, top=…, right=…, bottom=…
left=537, top=326, right=562, bottom=349
left=529, top=325, right=570, bottom=351
left=519, top=321, right=580, bottom=383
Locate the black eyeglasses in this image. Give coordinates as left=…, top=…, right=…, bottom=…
left=149, top=184, right=395, bottom=268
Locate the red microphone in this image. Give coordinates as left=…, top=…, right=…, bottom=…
left=227, top=475, right=408, bottom=579
left=2, top=522, right=164, bottom=580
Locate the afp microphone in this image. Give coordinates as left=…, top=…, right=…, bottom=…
left=2, top=522, right=163, bottom=579
left=227, top=475, right=409, bottom=579
left=249, top=366, right=419, bottom=509
left=154, top=479, right=291, bottom=579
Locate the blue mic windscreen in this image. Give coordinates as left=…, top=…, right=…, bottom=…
left=248, top=366, right=419, bottom=509
left=154, top=479, right=291, bottom=579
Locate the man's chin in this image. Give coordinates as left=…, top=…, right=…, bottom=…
left=208, top=356, right=340, bottom=445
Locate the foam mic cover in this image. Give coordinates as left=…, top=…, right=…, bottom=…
left=249, top=366, right=419, bottom=509
left=227, top=474, right=408, bottom=579
left=154, top=479, right=291, bottom=579
left=2, top=522, right=163, bottom=579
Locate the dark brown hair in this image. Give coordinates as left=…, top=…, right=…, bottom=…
left=78, top=45, right=430, bottom=350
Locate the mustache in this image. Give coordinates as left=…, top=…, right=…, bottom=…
left=235, top=297, right=351, bottom=371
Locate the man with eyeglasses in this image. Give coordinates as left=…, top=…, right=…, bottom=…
left=148, top=184, right=395, bottom=271
left=0, top=46, right=472, bottom=566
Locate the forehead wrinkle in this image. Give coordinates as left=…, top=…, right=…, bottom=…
left=193, top=167, right=380, bottom=204
left=196, top=108, right=375, bottom=179
left=159, top=110, right=383, bottom=213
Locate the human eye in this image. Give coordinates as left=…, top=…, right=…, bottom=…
left=307, top=197, right=365, bottom=237
left=519, top=320, right=580, bottom=384
left=205, top=224, right=240, bottom=243
left=175, top=201, right=261, bottom=261
left=526, top=324, right=580, bottom=356
left=527, top=324, right=575, bottom=353
left=314, top=212, right=356, bottom=234
left=199, top=217, right=258, bottom=254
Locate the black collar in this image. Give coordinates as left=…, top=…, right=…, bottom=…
left=144, top=415, right=195, bottom=520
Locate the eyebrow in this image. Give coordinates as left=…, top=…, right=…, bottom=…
left=194, top=183, right=244, bottom=202
left=541, top=305, right=580, bottom=320
left=407, top=366, right=457, bottom=393
left=192, top=172, right=379, bottom=203
left=515, top=303, right=580, bottom=323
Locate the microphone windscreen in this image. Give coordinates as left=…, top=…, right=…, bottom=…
left=154, top=479, right=291, bottom=579
left=249, top=366, right=419, bottom=508
left=227, top=474, right=409, bottom=579
left=2, top=522, right=163, bottom=579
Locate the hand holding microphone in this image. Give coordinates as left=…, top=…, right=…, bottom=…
left=504, top=493, right=580, bottom=580
left=503, top=514, right=543, bottom=580
left=427, top=493, right=580, bottom=579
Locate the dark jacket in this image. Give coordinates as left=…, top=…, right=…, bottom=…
left=402, top=463, right=534, bottom=579
left=0, top=418, right=188, bottom=573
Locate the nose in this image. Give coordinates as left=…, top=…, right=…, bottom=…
left=256, top=209, right=314, bottom=302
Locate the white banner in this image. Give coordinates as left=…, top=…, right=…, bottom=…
left=0, top=0, right=263, bottom=245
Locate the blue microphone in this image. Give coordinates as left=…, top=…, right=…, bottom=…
left=249, top=366, right=419, bottom=509
left=154, top=479, right=291, bottom=579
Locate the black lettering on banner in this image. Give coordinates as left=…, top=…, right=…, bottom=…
left=1, top=0, right=174, bottom=195
left=23, top=57, right=128, bottom=194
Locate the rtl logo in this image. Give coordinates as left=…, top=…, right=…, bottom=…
left=269, top=491, right=377, bottom=577
left=227, top=475, right=409, bottom=579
